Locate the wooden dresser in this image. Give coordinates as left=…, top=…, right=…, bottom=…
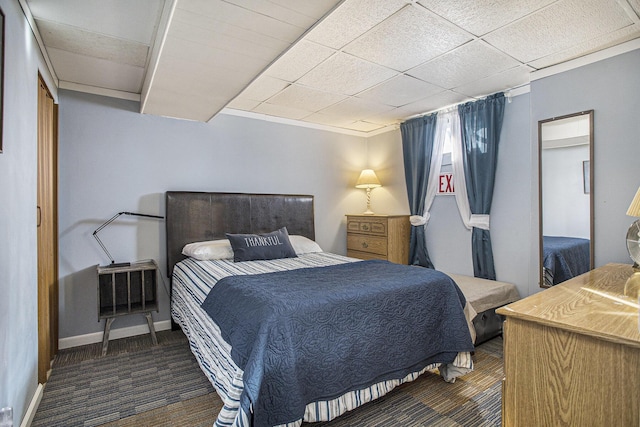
left=346, top=214, right=410, bottom=264
left=497, top=263, right=640, bottom=426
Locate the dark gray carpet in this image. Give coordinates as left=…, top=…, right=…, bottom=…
left=33, top=330, right=503, bottom=427
left=32, top=330, right=214, bottom=427
left=310, top=337, right=503, bottom=427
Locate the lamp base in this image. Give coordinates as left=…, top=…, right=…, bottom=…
left=362, top=208, right=375, bottom=215
left=104, top=262, right=131, bottom=268
left=624, top=272, right=640, bottom=299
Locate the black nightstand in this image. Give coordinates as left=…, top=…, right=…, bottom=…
left=97, top=260, right=159, bottom=355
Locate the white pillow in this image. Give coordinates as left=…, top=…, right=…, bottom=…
left=182, top=235, right=322, bottom=260
left=289, top=235, right=323, bottom=255
left=182, top=239, right=234, bottom=260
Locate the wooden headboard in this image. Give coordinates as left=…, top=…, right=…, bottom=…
left=165, top=192, right=315, bottom=278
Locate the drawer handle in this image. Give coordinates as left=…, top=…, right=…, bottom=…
left=362, top=224, right=370, bottom=231
left=362, top=242, right=368, bottom=249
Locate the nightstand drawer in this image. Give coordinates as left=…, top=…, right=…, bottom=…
left=347, top=250, right=387, bottom=261
left=347, top=218, right=387, bottom=236
left=347, top=234, right=387, bottom=256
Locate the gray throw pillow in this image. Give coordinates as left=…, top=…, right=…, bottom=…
left=226, top=227, right=297, bottom=262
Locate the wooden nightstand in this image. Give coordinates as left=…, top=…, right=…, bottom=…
left=97, top=260, right=159, bottom=355
left=346, top=214, right=410, bottom=264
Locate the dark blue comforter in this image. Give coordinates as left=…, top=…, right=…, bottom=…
left=201, top=260, right=474, bottom=427
left=543, top=236, right=590, bottom=285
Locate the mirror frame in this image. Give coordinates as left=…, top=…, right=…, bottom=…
left=538, top=110, right=594, bottom=288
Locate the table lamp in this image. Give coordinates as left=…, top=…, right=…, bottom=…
left=355, top=169, right=381, bottom=215
left=93, top=211, right=164, bottom=267
left=624, top=186, right=640, bottom=299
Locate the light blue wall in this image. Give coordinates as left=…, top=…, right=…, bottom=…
left=58, top=91, right=368, bottom=338
left=0, top=0, right=58, bottom=423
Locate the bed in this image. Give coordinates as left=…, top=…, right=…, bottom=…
left=542, top=235, right=591, bottom=287
left=446, top=274, right=520, bottom=344
left=165, top=191, right=475, bottom=427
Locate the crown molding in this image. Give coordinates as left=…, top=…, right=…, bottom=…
left=58, top=81, right=141, bottom=102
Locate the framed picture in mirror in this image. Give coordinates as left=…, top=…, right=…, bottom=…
left=583, top=160, right=590, bottom=194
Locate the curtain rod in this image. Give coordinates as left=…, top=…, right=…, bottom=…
left=404, top=89, right=515, bottom=123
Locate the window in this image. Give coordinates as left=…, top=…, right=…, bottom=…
left=441, top=123, right=453, bottom=166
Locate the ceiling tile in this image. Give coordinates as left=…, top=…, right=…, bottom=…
left=253, top=102, right=312, bottom=120
left=454, top=65, right=533, bottom=98
left=302, top=112, right=361, bottom=128
left=266, top=84, right=347, bottom=111
left=148, top=55, right=257, bottom=111
left=161, top=35, right=269, bottom=81
left=297, top=52, right=398, bottom=95
left=237, top=76, right=290, bottom=102
left=27, top=0, right=163, bottom=44
left=147, top=66, right=260, bottom=121
left=266, top=0, right=345, bottom=19
left=417, top=0, right=555, bottom=36
left=170, top=10, right=289, bottom=63
left=305, top=0, right=408, bottom=49
left=222, top=0, right=328, bottom=29
left=177, top=0, right=309, bottom=42
left=484, top=0, right=633, bottom=63
left=307, top=97, right=393, bottom=127
left=225, top=98, right=261, bottom=111
left=144, top=87, right=231, bottom=122
left=264, top=40, right=335, bottom=82
left=357, top=74, right=442, bottom=107
left=47, top=47, right=144, bottom=93
left=36, top=19, right=149, bottom=68
left=528, top=26, right=640, bottom=69
left=343, top=121, right=386, bottom=132
left=317, top=97, right=396, bottom=121
left=344, top=4, right=472, bottom=71
left=407, top=41, right=521, bottom=89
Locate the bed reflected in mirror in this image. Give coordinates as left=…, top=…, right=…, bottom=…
left=539, top=111, right=594, bottom=288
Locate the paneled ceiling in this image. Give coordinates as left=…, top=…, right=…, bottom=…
left=24, top=0, right=640, bottom=135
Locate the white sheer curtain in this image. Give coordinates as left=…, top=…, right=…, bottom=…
left=450, top=111, right=490, bottom=231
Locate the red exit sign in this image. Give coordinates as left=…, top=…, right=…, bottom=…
left=438, top=173, right=455, bottom=194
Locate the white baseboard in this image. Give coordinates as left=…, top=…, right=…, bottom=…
left=20, top=383, right=43, bottom=427
left=58, top=320, right=172, bottom=349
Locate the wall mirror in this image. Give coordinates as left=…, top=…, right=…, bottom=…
left=539, top=110, right=594, bottom=288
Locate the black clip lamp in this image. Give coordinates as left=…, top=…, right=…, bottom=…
left=93, top=211, right=164, bottom=268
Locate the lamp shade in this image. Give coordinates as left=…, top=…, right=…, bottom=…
left=627, top=186, right=640, bottom=217
left=355, top=169, right=381, bottom=189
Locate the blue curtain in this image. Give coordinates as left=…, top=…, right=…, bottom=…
left=458, top=93, right=505, bottom=280
left=400, top=114, right=438, bottom=268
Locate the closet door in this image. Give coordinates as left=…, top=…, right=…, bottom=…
left=37, top=75, right=58, bottom=383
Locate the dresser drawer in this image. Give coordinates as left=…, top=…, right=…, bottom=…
left=347, top=234, right=387, bottom=256
left=347, top=218, right=387, bottom=236
left=347, top=250, right=387, bottom=261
